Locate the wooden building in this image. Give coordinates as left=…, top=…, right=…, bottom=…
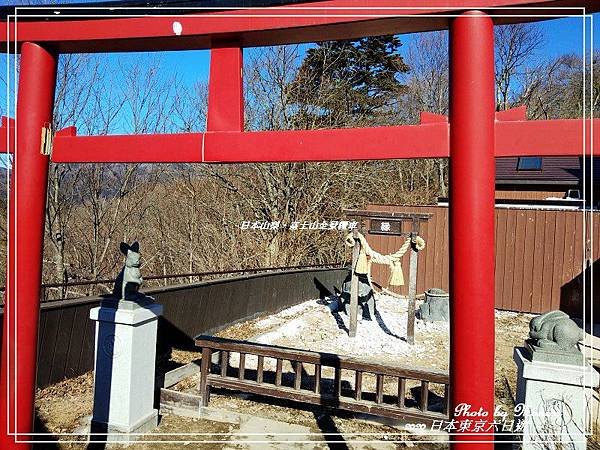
left=495, top=156, right=600, bottom=208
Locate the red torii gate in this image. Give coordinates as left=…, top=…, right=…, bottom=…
left=0, top=2, right=598, bottom=449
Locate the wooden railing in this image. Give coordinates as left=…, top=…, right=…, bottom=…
left=194, top=335, right=450, bottom=423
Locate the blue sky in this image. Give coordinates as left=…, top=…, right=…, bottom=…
left=536, top=15, right=597, bottom=57
left=144, top=15, right=599, bottom=89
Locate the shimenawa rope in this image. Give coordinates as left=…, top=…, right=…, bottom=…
left=344, top=231, right=425, bottom=289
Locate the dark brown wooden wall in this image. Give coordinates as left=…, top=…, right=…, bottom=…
left=0, top=268, right=346, bottom=388
left=366, top=204, right=599, bottom=317
left=494, top=189, right=566, bottom=201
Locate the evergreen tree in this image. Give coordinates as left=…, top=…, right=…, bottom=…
left=287, top=35, right=409, bottom=129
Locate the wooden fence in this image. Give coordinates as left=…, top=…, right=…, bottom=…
left=366, top=204, right=599, bottom=317
left=183, top=335, right=450, bottom=423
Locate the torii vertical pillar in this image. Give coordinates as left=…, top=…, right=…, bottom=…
left=0, top=42, right=57, bottom=449
left=207, top=42, right=243, bottom=132
left=449, top=11, right=495, bottom=449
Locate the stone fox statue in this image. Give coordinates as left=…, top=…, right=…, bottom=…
left=113, top=241, right=143, bottom=300
left=529, top=310, right=583, bottom=352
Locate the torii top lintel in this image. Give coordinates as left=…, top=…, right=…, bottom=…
left=1, top=0, right=598, bottom=54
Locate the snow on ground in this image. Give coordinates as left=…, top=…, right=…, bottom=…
left=228, top=294, right=451, bottom=373
left=225, top=295, right=533, bottom=375
left=255, top=294, right=440, bottom=358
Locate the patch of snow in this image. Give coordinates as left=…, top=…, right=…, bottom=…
left=254, top=316, right=310, bottom=344
left=495, top=309, right=535, bottom=319
left=277, top=300, right=320, bottom=318
left=374, top=292, right=409, bottom=310
left=417, top=319, right=449, bottom=332
left=247, top=295, right=449, bottom=364
left=252, top=315, right=280, bottom=329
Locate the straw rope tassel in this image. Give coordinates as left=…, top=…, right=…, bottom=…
left=388, top=261, right=404, bottom=286
left=356, top=249, right=369, bottom=274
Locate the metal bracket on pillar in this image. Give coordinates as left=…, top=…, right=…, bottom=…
left=40, top=122, right=53, bottom=156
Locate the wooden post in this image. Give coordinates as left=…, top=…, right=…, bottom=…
left=275, top=359, right=283, bottom=386
left=349, top=228, right=360, bottom=338
left=314, top=364, right=321, bottom=394
left=397, top=377, right=406, bottom=408
left=355, top=371, right=363, bottom=401
left=257, top=356, right=264, bottom=384
left=406, top=222, right=420, bottom=345
left=420, top=380, right=430, bottom=412
left=199, top=347, right=212, bottom=407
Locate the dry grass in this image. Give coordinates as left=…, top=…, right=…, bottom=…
left=494, top=311, right=533, bottom=418
left=36, top=372, right=94, bottom=434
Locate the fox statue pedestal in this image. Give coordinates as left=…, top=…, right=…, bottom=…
left=514, top=311, right=599, bottom=450
left=89, top=241, right=162, bottom=442
left=89, top=297, right=162, bottom=441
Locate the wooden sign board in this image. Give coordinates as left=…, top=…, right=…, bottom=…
left=369, top=218, right=403, bottom=235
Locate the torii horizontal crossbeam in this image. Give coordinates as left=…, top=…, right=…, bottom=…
left=44, top=118, right=597, bottom=163
left=1, top=113, right=595, bottom=162
left=0, top=117, right=14, bottom=154
left=2, top=0, right=598, bottom=53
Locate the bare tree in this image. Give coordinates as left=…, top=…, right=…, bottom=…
left=171, top=80, right=208, bottom=132
left=119, top=56, right=179, bottom=134
left=41, top=55, right=174, bottom=292
left=403, top=31, right=449, bottom=120
left=403, top=31, right=450, bottom=197
left=516, top=51, right=599, bottom=120
left=495, top=23, right=544, bottom=111
left=46, top=55, right=108, bottom=289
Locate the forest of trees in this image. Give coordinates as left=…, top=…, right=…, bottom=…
left=0, top=24, right=598, bottom=298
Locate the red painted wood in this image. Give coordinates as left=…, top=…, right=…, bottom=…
left=3, top=0, right=597, bottom=54
left=495, top=106, right=527, bottom=121
left=51, top=133, right=204, bottom=163
left=0, top=117, right=15, bottom=154
left=419, top=112, right=447, bottom=124
left=449, top=11, right=495, bottom=449
left=202, top=124, right=448, bottom=162
left=0, top=42, right=57, bottom=450
left=49, top=118, right=598, bottom=163
left=55, top=125, right=76, bottom=137
left=207, top=44, right=244, bottom=132
left=495, top=118, right=596, bottom=156
left=50, top=125, right=447, bottom=162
